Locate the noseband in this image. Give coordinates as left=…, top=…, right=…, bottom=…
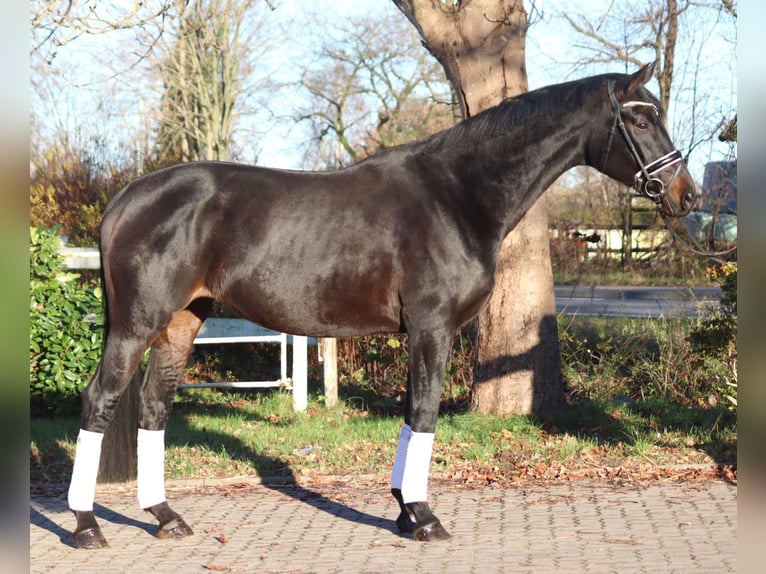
left=601, top=80, right=684, bottom=209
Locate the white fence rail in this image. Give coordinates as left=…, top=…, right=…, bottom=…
left=61, top=247, right=310, bottom=411
left=178, top=317, right=308, bottom=413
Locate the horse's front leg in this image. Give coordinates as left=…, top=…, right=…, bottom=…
left=391, top=326, right=452, bottom=541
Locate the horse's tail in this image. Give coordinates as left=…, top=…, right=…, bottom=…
left=96, top=236, right=140, bottom=483
left=97, top=369, right=140, bottom=483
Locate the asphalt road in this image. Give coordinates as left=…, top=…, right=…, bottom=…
left=554, top=286, right=721, bottom=318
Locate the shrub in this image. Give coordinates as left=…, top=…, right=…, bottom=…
left=30, top=137, right=175, bottom=246
left=687, top=263, right=737, bottom=409
left=335, top=321, right=477, bottom=409
left=29, top=227, right=104, bottom=416
left=30, top=141, right=121, bottom=246
left=558, top=313, right=735, bottom=407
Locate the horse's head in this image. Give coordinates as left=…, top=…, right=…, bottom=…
left=595, top=62, right=698, bottom=217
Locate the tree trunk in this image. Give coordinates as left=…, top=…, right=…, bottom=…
left=393, top=0, right=564, bottom=415
left=472, top=200, right=563, bottom=414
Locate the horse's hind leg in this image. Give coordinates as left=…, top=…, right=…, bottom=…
left=391, top=323, right=453, bottom=541
left=69, top=335, right=152, bottom=549
left=137, top=300, right=211, bottom=540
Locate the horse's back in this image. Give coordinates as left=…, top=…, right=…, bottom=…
left=99, top=161, right=412, bottom=336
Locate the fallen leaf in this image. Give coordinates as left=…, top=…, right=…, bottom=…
left=203, top=564, right=230, bottom=572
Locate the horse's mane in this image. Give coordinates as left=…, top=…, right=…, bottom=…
left=418, top=72, right=649, bottom=153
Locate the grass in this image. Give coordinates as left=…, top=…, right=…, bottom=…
left=30, top=386, right=736, bottom=487
left=553, top=270, right=710, bottom=287
left=30, top=304, right=737, bottom=488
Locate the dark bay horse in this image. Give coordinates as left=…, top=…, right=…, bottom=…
left=67, top=62, right=696, bottom=548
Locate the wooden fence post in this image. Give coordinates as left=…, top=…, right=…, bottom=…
left=320, top=337, right=338, bottom=407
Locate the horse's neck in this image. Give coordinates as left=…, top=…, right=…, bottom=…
left=452, top=111, right=591, bottom=240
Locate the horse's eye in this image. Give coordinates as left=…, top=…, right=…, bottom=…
left=636, top=121, right=649, bottom=131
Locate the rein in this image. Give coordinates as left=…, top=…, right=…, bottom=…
left=659, top=210, right=737, bottom=264
left=602, top=79, right=736, bottom=263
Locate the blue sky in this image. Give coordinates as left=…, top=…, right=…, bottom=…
left=258, top=0, right=736, bottom=182
left=32, top=0, right=736, bottom=184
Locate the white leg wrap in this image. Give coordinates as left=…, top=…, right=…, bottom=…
left=391, top=424, right=412, bottom=491
left=137, top=428, right=166, bottom=509
left=67, top=429, right=104, bottom=511
left=391, top=424, right=434, bottom=503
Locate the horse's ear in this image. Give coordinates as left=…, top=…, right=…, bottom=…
left=623, top=61, right=657, bottom=96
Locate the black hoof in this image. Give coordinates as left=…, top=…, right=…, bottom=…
left=72, top=511, right=109, bottom=549
left=73, top=526, right=110, bottom=549
left=145, top=501, right=194, bottom=540
left=391, top=489, right=451, bottom=541
left=413, top=520, right=451, bottom=541
left=395, top=510, right=416, bottom=533
left=157, top=516, right=194, bottom=539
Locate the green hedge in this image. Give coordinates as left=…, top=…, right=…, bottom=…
left=687, top=263, right=737, bottom=409
left=29, top=227, right=104, bottom=416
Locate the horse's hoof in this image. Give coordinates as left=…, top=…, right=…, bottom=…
left=145, top=501, right=194, bottom=540
left=157, top=517, right=194, bottom=539
left=396, top=511, right=415, bottom=533
left=413, top=520, right=451, bottom=542
left=391, top=491, right=450, bottom=541
left=73, top=526, right=109, bottom=549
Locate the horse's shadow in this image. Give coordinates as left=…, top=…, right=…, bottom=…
left=30, top=402, right=402, bottom=547
left=164, top=405, right=402, bottom=536
left=30, top=500, right=158, bottom=548
left=261, top=480, right=401, bottom=535
left=29, top=504, right=71, bottom=546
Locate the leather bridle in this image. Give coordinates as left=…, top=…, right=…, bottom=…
left=601, top=79, right=684, bottom=212
left=601, top=79, right=736, bottom=262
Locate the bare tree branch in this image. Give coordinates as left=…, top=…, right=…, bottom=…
left=31, top=1, right=175, bottom=54
left=294, top=12, right=453, bottom=168
left=140, top=0, right=279, bottom=163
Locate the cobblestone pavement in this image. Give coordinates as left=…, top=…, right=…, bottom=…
left=30, top=478, right=736, bottom=573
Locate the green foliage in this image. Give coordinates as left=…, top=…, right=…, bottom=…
left=687, top=264, right=737, bottom=410
left=333, top=308, right=735, bottom=413
left=687, top=264, right=737, bottom=356
left=29, top=227, right=104, bottom=416
left=558, top=314, right=734, bottom=408
left=336, top=322, right=477, bottom=411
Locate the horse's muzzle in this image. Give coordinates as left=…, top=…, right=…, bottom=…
left=662, top=177, right=698, bottom=217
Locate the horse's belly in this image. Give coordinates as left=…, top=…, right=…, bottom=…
left=220, top=264, right=402, bottom=337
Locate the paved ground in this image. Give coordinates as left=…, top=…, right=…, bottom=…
left=30, top=477, right=735, bottom=573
